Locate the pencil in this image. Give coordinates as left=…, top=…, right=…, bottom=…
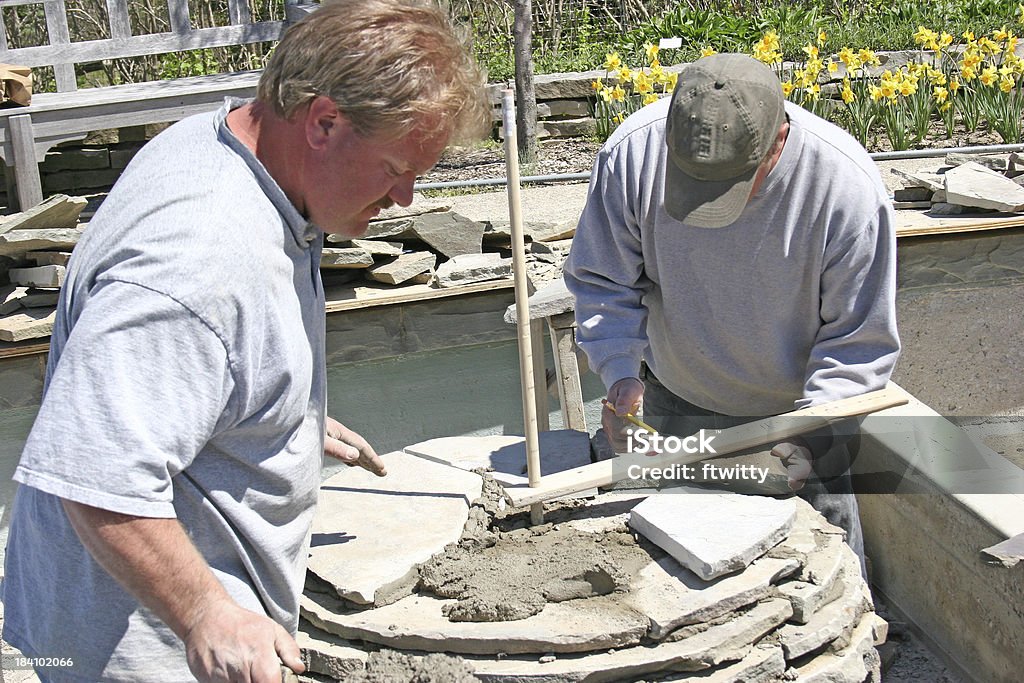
left=601, top=398, right=658, bottom=433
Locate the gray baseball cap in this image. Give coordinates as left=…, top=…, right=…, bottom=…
left=664, top=53, right=785, bottom=228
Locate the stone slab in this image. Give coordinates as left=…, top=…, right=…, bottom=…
left=503, top=276, right=573, bottom=323
left=319, top=247, right=374, bottom=269
left=366, top=251, right=436, bottom=285
left=0, top=227, right=84, bottom=257
left=20, top=289, right=60, bottom=308
left=0, top=194, right=87, bottom=234
left=624, top=554, right=800, bottom=640
left=777, top=568, right=873, bottom=660
left=792, top=612, right=884, bottom=683
left=301, top=591, right=648, bottom=655
left=944, top=162, right=1024, bottom=212
left=629, top=489, right=797, bottom=580
left=434, top=252, right=512, bottom=288
left=8, top=264, right=65, bottom=288
left=0, top=308, right=56, bottom=342
left=296, top=624, right=368, bottom=680
left=890, top=168, right=944, bottom=192
left=466, top=599, right=790, bottom=682
left=408, top=212, right=485, bottom=259
left=306, top=450, right=482, bottom=606
left=0, top=285, right=27, bottom=315
left=403, top=430, right=595, bottom=497
left=777, top=541, right=859, bottom=625
left=349, top=239, right=403, bottom=256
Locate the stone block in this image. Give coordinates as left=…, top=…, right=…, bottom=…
left=629, top=489, right=797, bottom=580
left=0, top=307, right=56, bottom=341
left=407, top=212, right=485, bottom=259
left=296, top=625, right=368, bottom=681
left=8, top=264, right=65, bottom=288
left=349, top=239, right=403, bottom=256
left=0, top=285, right=27, bottom=315
left=890, top=168, right=944, bottom=192
left=26, top=250, right=72, bottom=266
left=21, top=289, right=60, bottom=308
left=40, top=147, right=109, bottom=173
left=503, top=276, right=573, bottom=323
left=945, top=152, right=1007, bottom=171
left=43, top=168, right=122, bottom=194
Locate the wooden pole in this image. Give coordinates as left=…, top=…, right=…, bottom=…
left=501, top=88, right=545, bottom=525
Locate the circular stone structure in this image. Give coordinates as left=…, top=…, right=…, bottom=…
left=297, top=476, right=886, bottom=683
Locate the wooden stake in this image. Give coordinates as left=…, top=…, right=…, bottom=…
left=502, top=386, right=910, bottom=508
left=501, top=88, right=544, bottom=525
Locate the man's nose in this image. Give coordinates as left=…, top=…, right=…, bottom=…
left=388, top=173, right=416, bottom=207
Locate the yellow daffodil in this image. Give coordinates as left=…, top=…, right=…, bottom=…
left=1000, top=74, right=1015, bottom=92
left=828, top=59, right=839, bottom=74
left=617, top=66, right=632, bottom=82
left=611, top=85, right=626, bottom=102
left=818, top=30, right=828, bottom=45
left=933, top=85, right=949, bottom=103
left=604, top=52, right=622, bottom=71
left=841, top=80, right=855, bottom=103
left=803, top=43, right=819, bottom=59
left=961, top=65, right=977, bottom=81
left=700, top=46, right=717, bottom=58
left=666, top=72, right=679, bottom=91
left=633, top=71, right=653, bottom=94
left=869, top=84, right=883, bottom=101
left=994, top=26, right=1010, bottom=42
left=642, top=93, right=659, bottom=106
left=949, top=77, right=961, bottom=93
left=644, top=42, right=659, bottom=62
left=980, top=65, right=998, bottom=86
left=591, top=79, right=602, bottom=91
left=781, top=80, right=795, bottom=97
left=939, top=101, right=952, bottom=112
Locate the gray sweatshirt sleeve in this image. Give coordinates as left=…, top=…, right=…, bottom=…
left=800, top=200, right=901, bottom=407
left=563, top=143, right=653, bottom=390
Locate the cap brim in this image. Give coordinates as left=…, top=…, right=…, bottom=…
left=664, top=158, right=757, bottom=228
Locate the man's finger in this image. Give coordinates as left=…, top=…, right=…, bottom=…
left=275, top=627, right=305, bottom=678
left=770, top=442, right=812, bottom=491
left=357, top=451, right=387, bottom=477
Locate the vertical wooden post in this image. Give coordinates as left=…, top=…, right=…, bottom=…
left=501, top=89, right=544, bottom=525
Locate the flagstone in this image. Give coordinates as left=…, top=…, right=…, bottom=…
left=306, top=450, right=482, bottom=606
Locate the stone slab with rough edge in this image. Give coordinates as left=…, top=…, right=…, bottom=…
left=300, top=591, right=649, bottom=656
left=503, top=276, right=573, bottom=324
left=366, top=251, right=436, bottom=285
left=319, top=247, right=374, bottom=269
left=629, top=488, right=797, bottom=580
left=945, top=152, right=1007, bottom=171
left=8, top=264, right=65, bottom=288
left=891, top=168, right=945, bottom=192
left=408, top=212, right=485, bottom=259
left=0, top=227, right=85, bottom=257
left=378, top=195, right=452, bottom=221
left=464, top=599, right=789, bottom=682
left=624, top=554, right=800, bottom=640
left=434, top=252, right=512, bottom=288
left=944, top=162, right=1024, bottom=212
left=403, top=430, right=595, bottom=497
left=349, top=239, right=403, bottom=256
left=792, top=612, right=884, bottom=683
left=0, top=308, right=56, bottom=342
left=20, top=289, right=60, bottom=308
left=306, top=450, right=482, bottom=607
left=0, top=194, right=87, bottom=234
left=777, top=568, right=874, bottom=660
left=776, top=542, right=861, bottom=625
left=659, top=644, right=786, bottom=683
left=296, top=624, right=368, bottom=680
left=0, top=285, right=27, bottom=315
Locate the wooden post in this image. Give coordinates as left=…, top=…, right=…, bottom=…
left=501, top=89, right=544, bottom=525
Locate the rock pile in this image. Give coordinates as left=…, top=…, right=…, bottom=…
left=0, top=194, right=574, bottom=343
left=295, top=437, right=887, bottom=683
left=891, top=152, right=1024, bottom=216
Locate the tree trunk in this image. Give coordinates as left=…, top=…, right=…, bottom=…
left=513, top=0, right=538, bottom=165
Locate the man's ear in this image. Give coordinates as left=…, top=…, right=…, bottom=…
left=305, top=95, right=346, bottom=151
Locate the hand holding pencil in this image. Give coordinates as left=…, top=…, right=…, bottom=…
left=601, top=377, right=650, bottom=453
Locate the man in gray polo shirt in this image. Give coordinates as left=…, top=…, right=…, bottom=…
left=1, top=2, right=489, bottom=681
left=565, top=53, right=900, bottom=568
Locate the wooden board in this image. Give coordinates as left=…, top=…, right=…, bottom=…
left=502, top=387, right=910, bottom=508
left=895, top=210, right=1024, bottom=238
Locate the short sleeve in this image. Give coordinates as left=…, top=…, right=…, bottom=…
left=14, top=279, right=234, bottom=517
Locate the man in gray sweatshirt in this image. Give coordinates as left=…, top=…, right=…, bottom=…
left=564, top=53, right=900, bottom=565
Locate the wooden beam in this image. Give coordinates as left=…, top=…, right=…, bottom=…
left=502, top=386, right=910, bottom=508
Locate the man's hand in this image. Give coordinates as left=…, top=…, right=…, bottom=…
left=602, top=377, right=645, bottom=453
left=185, top=598, right=304, bottom=683
left=770, top=439, right=814, bottom=491
left=324, top=416, right=387, bottom=476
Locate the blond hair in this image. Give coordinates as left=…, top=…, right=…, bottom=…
left=258, top=0, right=490, bottom=144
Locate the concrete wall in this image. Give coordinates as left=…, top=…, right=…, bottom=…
left=855, top=390, right=1024, bottom=683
